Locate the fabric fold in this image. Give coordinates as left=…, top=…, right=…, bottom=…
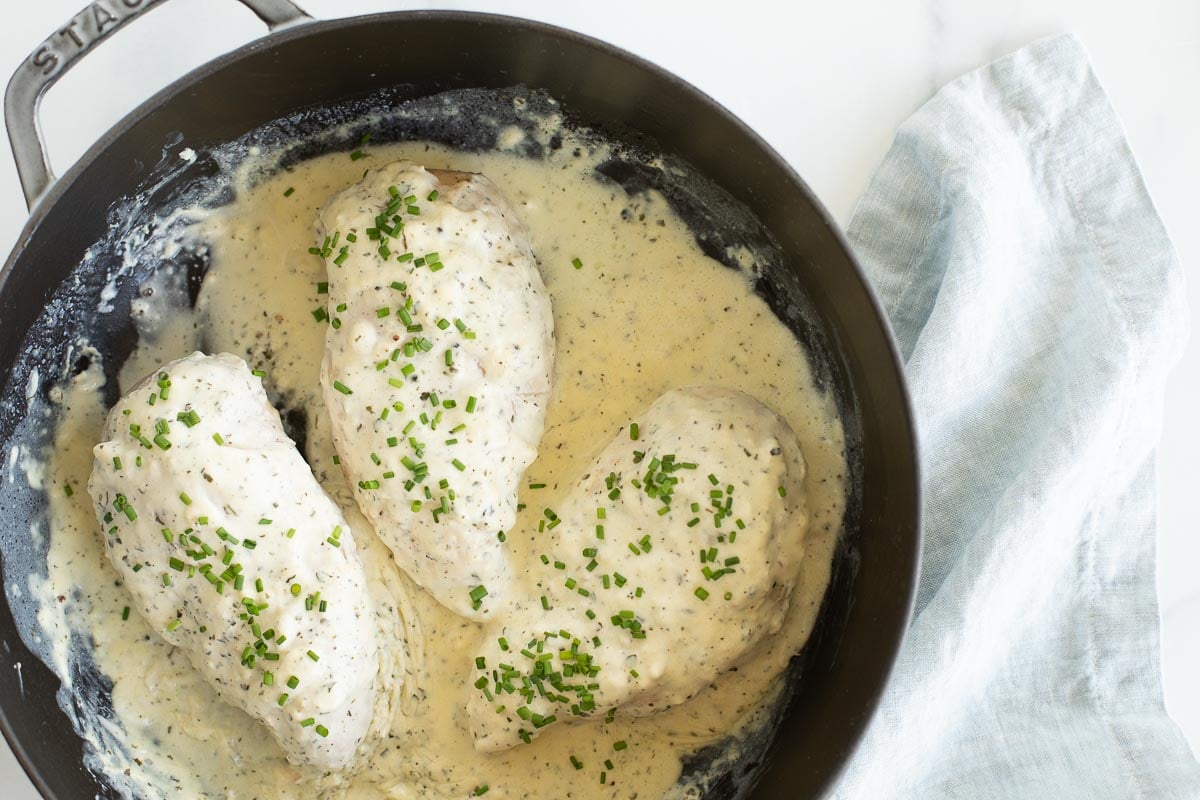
left=834, top=33, right=1198, bottom=798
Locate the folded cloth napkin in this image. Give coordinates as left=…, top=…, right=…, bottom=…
left=832, top=34, right=1199, bottom=798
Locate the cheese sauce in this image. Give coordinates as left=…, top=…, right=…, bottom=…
left=37, top=130, right=847, bottom=799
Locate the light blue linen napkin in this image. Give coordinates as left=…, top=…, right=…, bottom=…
left=833, top=34, right=1199, bottom=798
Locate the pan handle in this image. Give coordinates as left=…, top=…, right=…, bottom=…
left=4, top=0, right=312, bottom=211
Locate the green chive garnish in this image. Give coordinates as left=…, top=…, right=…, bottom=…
left=176, top=409, right=201, bottom=428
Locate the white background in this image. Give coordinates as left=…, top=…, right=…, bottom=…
left=1, top=1, right=1197, bottom=797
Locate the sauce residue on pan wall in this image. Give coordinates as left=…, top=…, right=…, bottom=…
left=33, top=118, right=846, bottom=799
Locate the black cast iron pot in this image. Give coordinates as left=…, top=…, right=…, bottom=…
left=0, top=1, right=920, bottom=798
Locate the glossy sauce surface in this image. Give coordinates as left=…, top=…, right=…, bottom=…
left=38, top=134, right=847, bottom=799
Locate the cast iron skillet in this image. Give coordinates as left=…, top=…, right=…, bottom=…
left=0, top=1, right=920, bottom=798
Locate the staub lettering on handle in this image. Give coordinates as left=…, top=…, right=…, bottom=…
left=31, top=0, right=148, bottom=76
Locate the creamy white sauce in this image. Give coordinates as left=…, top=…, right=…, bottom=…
left=36, top=129, right=847, bottom=799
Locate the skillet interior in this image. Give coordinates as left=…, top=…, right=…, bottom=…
left=0, top=12, right=919, bottom=799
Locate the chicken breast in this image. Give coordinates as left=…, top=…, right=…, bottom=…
left=318, top=161, right=554, bottom=619
left=88, top=352, right=380, bottom=771
left=465, top=387, right=809, bottom=751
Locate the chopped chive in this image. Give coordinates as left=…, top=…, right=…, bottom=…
left=176, top=409, right=201, bottom=428
left=629, top=423, right=639, bottom=440
left=572, top=257, right=583, bottom=269
left=283, top=186, right=295, bottom=197
left=332, top=380, right=353, bottom=395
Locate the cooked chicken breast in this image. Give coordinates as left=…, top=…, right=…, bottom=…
left=465, top=387, right=809, bottom=751
left=89, top=352, right=380, bottom=771
left=318, top=161, right=554, bottom=619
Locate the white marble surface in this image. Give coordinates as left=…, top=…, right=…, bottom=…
left=1, top=1, right=1197, bottom=797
